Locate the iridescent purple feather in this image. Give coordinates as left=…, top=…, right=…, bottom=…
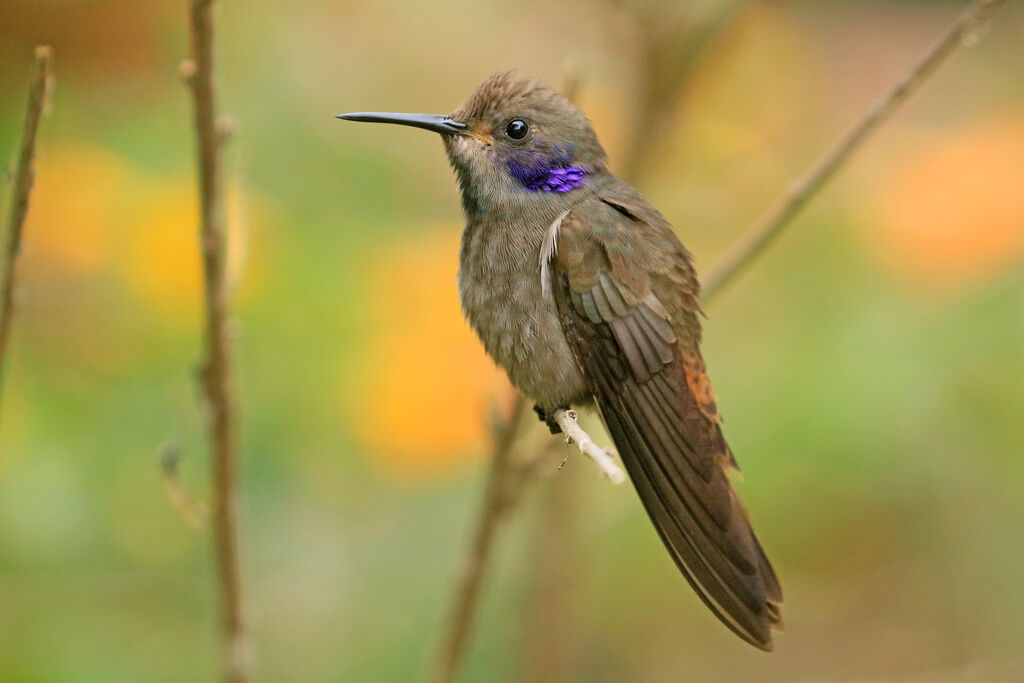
left=506, top=157, right=588, bottom=193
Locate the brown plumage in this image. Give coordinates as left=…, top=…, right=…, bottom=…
left=339, top=71, right=783, bottom=649
left=551, top=182, right=782, bottom=648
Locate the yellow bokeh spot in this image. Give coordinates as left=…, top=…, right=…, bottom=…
left=345, top=228, right=511, bottom=479
left=20, top=141, right=258, bottom=318
left=123, top=182, right=201, bottom=314
left=122, top=177, right=256, bottom=318
left=23, top=143, right=128, bottom=271
left=865, top=115, right=1024, bottom=288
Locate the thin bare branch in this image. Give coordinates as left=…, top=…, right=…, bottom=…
left=0, top=46, right=53, bottom=413
left=700, top=0, right=1008, bottom=301
left=184, top=0, right=247, bottom=681
left=430, top=392, right=528, bottom=683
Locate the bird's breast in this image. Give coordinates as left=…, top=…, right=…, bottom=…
left=457, top=213, right=589, bottom=408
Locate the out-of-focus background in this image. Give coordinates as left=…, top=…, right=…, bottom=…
left=1, top=0, right=1023, bottom=681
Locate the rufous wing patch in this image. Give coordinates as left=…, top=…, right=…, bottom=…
left=682, top=353, right=722, bottom=424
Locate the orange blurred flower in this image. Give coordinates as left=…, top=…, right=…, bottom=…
left=864, top=115, right=1024, bottom=289
left=344, top=227, right=511, bottom=479
left=123, top=179, right=255, bottom=318
left=24, top=141, right=259, bottom=318
left=24, top=143, right=127, bottom=271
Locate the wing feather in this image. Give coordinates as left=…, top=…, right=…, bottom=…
left=549, top=192, right=782, bottom=650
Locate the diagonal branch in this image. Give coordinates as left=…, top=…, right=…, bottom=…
left=700, top=0, right=1008, bottom=301
left=183, top=1, right=247, bottom=681
left=0, top=46, right=53, bottom=414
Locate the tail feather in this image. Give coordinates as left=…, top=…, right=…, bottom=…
left=590, top=362, right=782, bottom=649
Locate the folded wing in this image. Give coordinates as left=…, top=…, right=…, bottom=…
left=549, top=192, right=782, bottom=649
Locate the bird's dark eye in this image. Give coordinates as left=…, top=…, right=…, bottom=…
left=505, top=119, right=529, bottom=140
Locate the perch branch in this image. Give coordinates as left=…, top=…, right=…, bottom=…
left=700, top=0, right=1008, bottom=300
left=184, top=1, right=247, bottom=681
left=0, top=46, right=52, bottom=413
left=553, top=409, right=626, bottom=483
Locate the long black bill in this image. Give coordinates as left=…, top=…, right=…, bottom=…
left=336, top=112, right=466, bottom=134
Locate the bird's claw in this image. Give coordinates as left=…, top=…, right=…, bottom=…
left=534, top=403, right=566, bottom=435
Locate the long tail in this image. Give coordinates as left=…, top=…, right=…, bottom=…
left=592, top=366, right=783, bottom=649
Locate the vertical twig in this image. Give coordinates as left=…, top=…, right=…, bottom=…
left=700, top=0, right=1008, bottom=299
left=430, top=392, right=528, bottom=683
left=0, top=46, right=53, bottom=412
left=183, top=1, right=247, bottom=681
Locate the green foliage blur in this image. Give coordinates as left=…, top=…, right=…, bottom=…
left=1, top=0, right=1023, bottom=680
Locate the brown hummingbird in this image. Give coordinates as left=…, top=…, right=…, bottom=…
left=339, top=72, right=783, bottom=650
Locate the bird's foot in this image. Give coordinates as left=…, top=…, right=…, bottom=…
left=533, top=403, right=565, bottom=435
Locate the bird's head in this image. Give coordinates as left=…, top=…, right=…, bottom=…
left=339, top=72, right=607, bottom=215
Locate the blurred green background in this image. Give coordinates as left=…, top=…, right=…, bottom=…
left=2, top=0, right=1023, bottom=681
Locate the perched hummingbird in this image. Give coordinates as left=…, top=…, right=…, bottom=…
left=339, top=72, right=782, bottom=650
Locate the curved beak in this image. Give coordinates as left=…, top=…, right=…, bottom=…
left=336, top=112, right=467, bottom=134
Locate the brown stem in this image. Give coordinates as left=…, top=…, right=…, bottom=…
left=0, top=46, right=52, bottom=413
left=184, top=1, right=247, bottom=681
left=430, top=392, right=528, bottom=683
left=700, top=0, right=1008, bottom=301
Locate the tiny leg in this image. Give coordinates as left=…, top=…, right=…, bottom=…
left=533, top=403, right=566, bottom=435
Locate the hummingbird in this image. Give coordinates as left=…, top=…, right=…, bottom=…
left=339, top=72, right=782, bottom=650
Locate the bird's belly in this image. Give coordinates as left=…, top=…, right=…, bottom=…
left=458, top=258, right=589, bottom=409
